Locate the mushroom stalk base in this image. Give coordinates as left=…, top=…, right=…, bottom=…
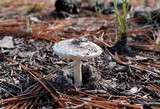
left=73, top=59, right=82, bottom=85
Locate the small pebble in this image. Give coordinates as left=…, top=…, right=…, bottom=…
left=109, top=62, right=116, bottom=69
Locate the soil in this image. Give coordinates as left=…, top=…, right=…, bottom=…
left=109, top=33, right=136, bottom=57
left=0, top=0, right=160, bottom=109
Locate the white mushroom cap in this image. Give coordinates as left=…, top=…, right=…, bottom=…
left=53, top=38, right=103, bottom=60
left=53, top=37, right=103, bottom=86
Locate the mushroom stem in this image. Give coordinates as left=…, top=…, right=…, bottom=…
left=73, top=59, right=82, bottom=85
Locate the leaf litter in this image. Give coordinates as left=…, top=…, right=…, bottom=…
left=0, top=0, right=160, bottom=109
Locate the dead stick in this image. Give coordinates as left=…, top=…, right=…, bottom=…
left=90, top=100, right=142, bottom=109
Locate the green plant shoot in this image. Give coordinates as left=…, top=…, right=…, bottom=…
left=113, top=0, right=130, bottom=34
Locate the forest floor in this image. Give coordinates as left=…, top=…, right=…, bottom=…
left=0, top=0, right=160, bottom=109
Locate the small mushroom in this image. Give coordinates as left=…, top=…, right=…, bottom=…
left=53, top=37, right=103, bottom=86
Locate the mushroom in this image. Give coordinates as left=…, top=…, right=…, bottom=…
left=53, top=37, right=103, bottom=86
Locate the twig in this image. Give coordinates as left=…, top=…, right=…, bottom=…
left=0, top=28, right=60, bottom=42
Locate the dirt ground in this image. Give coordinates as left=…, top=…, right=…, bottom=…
left=0, top=0, right=160, bottom=109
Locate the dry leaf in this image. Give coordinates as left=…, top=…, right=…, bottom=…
left=0, top=36, right=14, bottom=48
